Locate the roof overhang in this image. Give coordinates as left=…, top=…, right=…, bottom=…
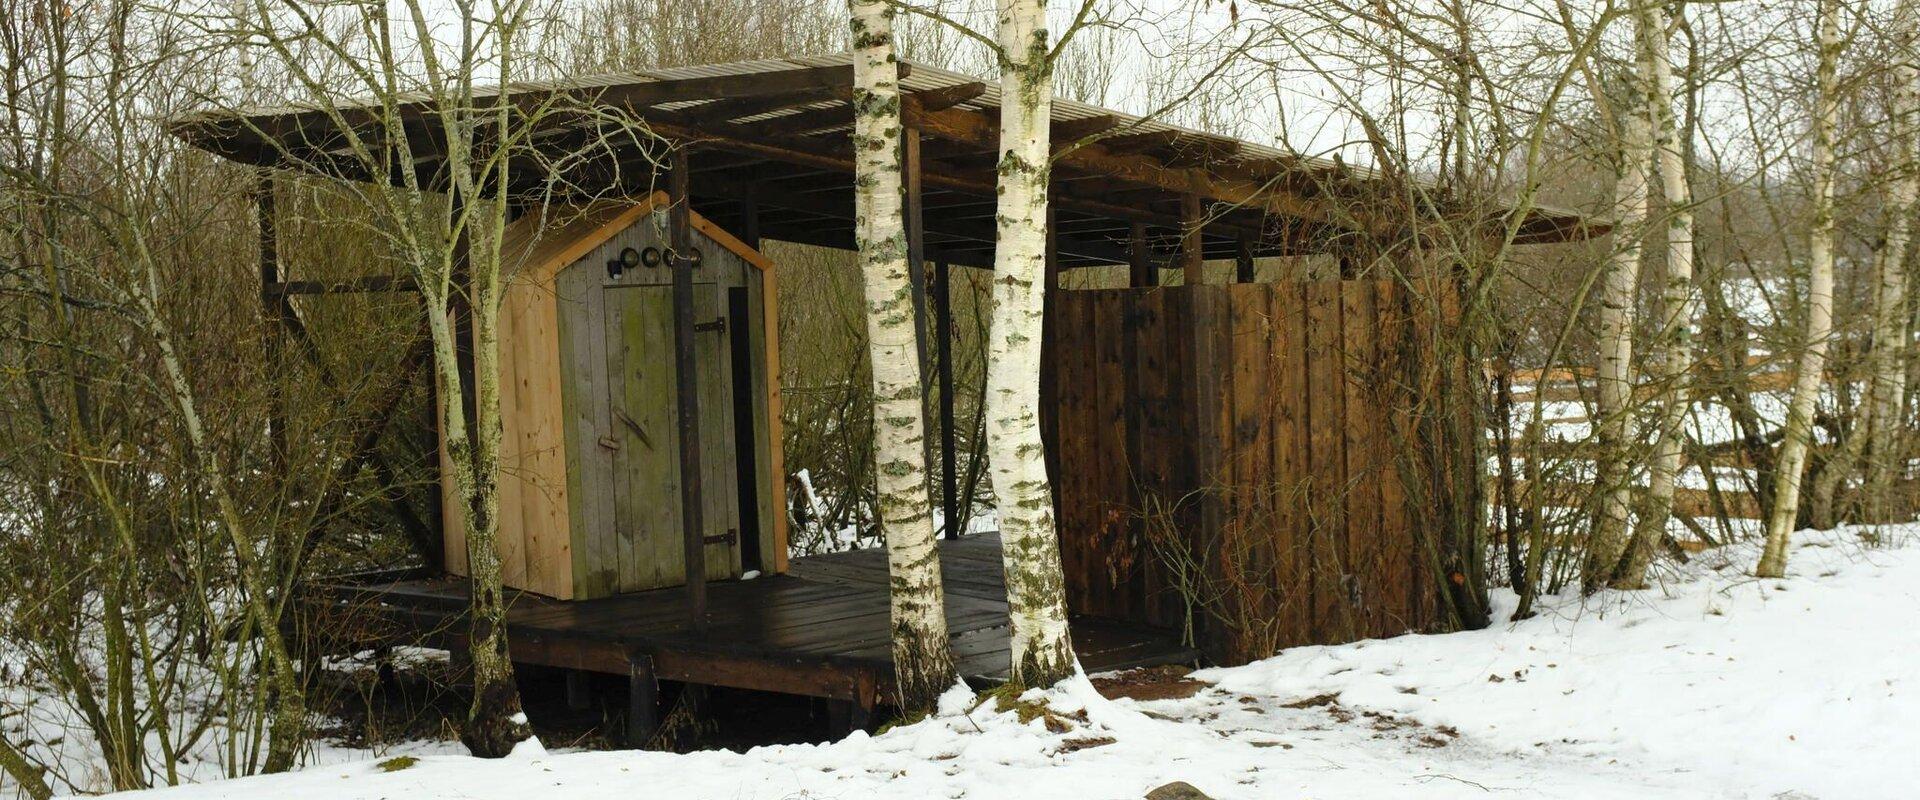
left=171, top=55, right=1603, bottom=269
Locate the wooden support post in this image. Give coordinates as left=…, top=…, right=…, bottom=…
left=627, top=654, right=659, bottom=748
left=1128, top=221, right=1157, bottom=288
left=1235, top=233, right=1256, bottom=283
left=1040, top=206, right=1061, bottom=479
left=1046, top=206, right=1061, bottom=290
left=934, top=257, right=959, bottom=539
left=566, top=670, right=594, bottom=712
left=739, top=195, right=761, bottom=250
left=849, top=672, right=877, bottom=733
left=904, top=129, right=933, bottom=390
left=256, top=173, right=287, bottom=479
left=668, top=148, right=708, bottom=626
left=1180, top=194, right=1205, bottom=285
left=674, top=684, right=709, bottom=751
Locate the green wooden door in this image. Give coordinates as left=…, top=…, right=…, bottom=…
left=604, top=283, right=740, bottom=591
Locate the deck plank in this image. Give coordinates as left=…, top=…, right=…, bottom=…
left=307, top=533, right=1197, bottom=703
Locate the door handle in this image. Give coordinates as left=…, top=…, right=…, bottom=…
left=615, top=408, right=655, bottom=450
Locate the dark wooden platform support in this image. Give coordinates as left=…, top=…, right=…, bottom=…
left=668, top=149, right=708, bottom=625
left=935, top=257, right=960, bottom=540
left=903, top=129, right=933, bottom=390
left=566, top=670, right=593, bottom=711
left=1045, top=282, right=1467, bottom=664
left=256, top=173, right=287, bottom=479
left=1235, top=234, right=1256, bottom=283
left=627, top=654, right=658, bottom=747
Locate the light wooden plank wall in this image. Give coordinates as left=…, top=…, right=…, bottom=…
left=440, top=197, right=789, bottom=600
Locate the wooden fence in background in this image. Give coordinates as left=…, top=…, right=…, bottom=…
left=1045, top=281, right=1476, bottom=664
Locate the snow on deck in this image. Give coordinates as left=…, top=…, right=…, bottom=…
left=97, top=526, right=1920, bottom=800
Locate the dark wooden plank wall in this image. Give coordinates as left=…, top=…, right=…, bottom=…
left=1046, top=281, right=1458, bottom=664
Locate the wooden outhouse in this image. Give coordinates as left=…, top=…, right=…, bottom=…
left=176, top=56, right=1601, bottom=726
left=438, top=194, right=787, bottom=601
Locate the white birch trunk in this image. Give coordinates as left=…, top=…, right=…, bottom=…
left=848, top=0, right=959, bottom=715
left=1617, top=1, right=1697, bottom=588
left=1759, top=0, right=1843, bottom=578
left=445, top=30, right=531, bottom=754
left=1587, top=24, right=1655, bottom=590
left=1865, top=0, right=1920, bottom=524
left=987, top=0, right=1076, bottom=687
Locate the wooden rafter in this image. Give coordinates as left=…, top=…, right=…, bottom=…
left=1100, top=129, right=1181, bottom=154
left=909, top=82, right=986, bottom=112
left=1051, top=114, right=1120, bottom=143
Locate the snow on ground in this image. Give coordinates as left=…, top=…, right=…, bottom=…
left=99, top=526, right=1920, bottom=800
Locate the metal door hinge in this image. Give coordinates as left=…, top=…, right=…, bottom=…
left=694, top=316, right=726, bottom=333
left=702, top=528, right=738, bottom=547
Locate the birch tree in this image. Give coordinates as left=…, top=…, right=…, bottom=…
left=985, top=0, right=1077, bottom=687
left=1863, top=0, right=1920, bottom=524
left=1586, top=1, right=1655, bottom=591
left=1614, top=0, right=1697, bottom=589
left=848, top=0, right=960, bottom=716
left=1758, top=0, right=1844, bottom=578
left=227, top=0, right=563, bottom=755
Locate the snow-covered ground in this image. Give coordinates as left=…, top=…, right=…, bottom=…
left=93, top=525, right=1920, bottom=800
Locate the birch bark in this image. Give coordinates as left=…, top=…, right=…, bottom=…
left=1586, top=16, right=1654, bottom=591
left=987, top=0, right=1076, bottom=687
left=1758, top=0, right=1843, bottom=578
left=1865, top=0, right=1920, bottom=524
left=445, top=15, right=531, bottom=757
left=1617, top=0, right=1696, bottom=588
left=849, top=0, right=959, bottom=716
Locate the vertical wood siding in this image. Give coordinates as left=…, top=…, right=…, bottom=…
left=1046, top=281, right=1468, bottom=664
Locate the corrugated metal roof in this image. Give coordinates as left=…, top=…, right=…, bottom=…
left=179, top=54, right=1598, bottom=237
left=189, top=54, right=1339, bottom=177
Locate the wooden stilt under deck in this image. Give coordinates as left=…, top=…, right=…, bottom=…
left=303, top=534, right=1196, bottom=722
left=627, top=655, right=659, bottom=746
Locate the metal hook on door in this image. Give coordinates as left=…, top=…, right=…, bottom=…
left=615, top=407, right=655, bottom=451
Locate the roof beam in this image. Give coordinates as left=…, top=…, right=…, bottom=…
left=1099, top=129, right=1181, bottom=154
left=1051, top=114, right=1120, bottom=143
left=898, top=96, right=1371, bottom=231
left=909, top=82, right=987, bottom=112
left=691, top=172, right=1129, bottom=264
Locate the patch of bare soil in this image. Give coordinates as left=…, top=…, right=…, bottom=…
left=1273, top=692, right=1462, bottom=748
left=1090, top=665, right=1212, bottom=702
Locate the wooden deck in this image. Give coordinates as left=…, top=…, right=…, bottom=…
left=306, top=533, right=1196, bottom=722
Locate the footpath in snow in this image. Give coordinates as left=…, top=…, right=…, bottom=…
left=105, top=526, right=1920, bottom=800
